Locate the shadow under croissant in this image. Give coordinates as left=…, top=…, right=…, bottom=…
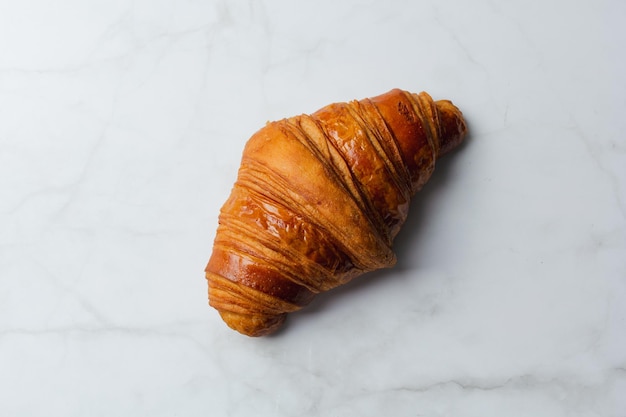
left=269, top=132, right=471, bottom=338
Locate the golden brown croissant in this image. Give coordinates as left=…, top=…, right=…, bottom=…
left=206, top=88, right=467, bottom=336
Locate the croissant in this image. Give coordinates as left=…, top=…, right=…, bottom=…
left=206, top=88, right=467, bottom=336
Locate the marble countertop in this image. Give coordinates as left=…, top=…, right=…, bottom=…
left=1, top=0, right=625, bottom=415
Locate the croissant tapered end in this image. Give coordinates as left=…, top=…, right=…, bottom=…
left=219, top=310, right=286, bottom=337
left=435, top=99, right=467, bottom=158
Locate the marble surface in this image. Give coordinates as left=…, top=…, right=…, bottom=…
left=1, top=0, right=625, bottom=415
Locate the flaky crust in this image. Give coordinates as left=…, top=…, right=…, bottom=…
left=206, top=89, right=467, bottom=336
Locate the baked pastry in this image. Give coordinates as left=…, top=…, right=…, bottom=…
left=206, top=88, right=467, bottom=336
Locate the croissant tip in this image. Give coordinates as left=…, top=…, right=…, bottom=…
left=435, top=100, right=467, bottom=158
left=219, top=310, right=286, bottom=337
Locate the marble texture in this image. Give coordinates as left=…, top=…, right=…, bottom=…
left=1, top=0, right=625, bottom=415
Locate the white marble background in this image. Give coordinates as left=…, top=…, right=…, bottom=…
left=1, top=0, right=625, bottom=416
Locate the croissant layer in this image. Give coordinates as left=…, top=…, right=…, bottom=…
left=206, top=88, right=467, bottom=336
